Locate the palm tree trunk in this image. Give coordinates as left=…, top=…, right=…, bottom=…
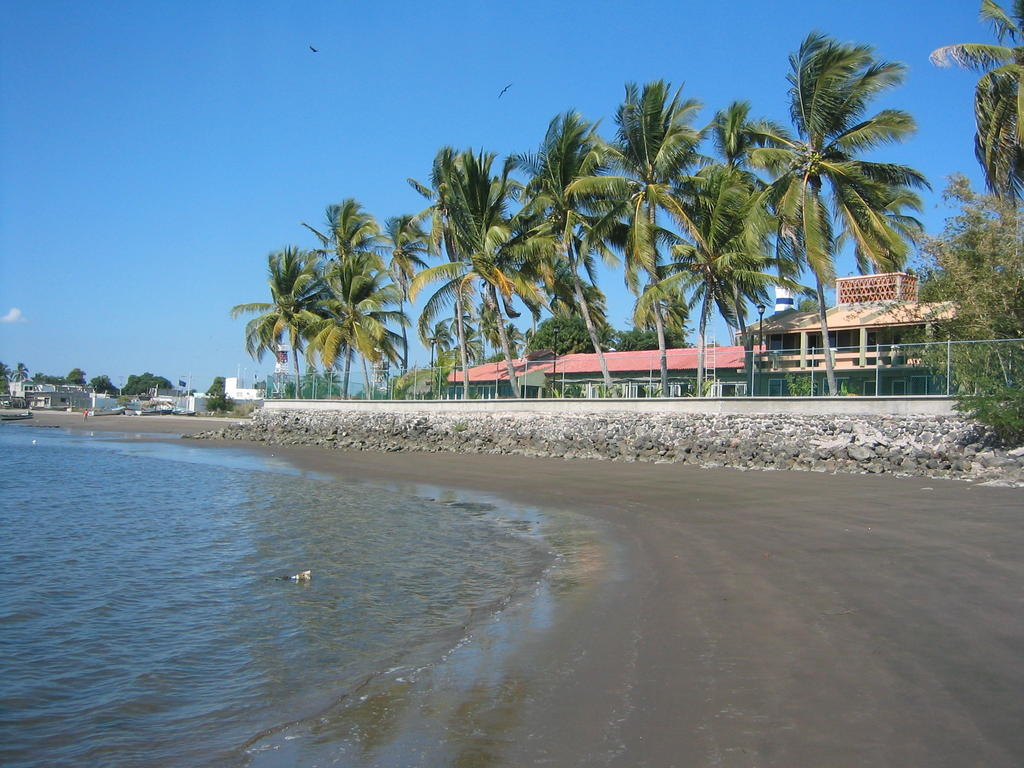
left=696, top=294, right=711, bottom=394
left=361, top=357, right=372, bottom=400
left=453, top=298, right=470, bottom=397
left=489, top=286, right=522, bottom=398
left=399, top=296, right=409, bottom=373
left=293, top=344, right=303, bottom=399
left=443, top=228, right=471, bottom=397
left=653, top=304, right=669, bottom=395
left=734, top=286, right=750, bottom=349
left=568, top=241, right=612, bottom=388
left=342, top=347, right=352, bottom=399
left=816, top=277, right=838, bottom=395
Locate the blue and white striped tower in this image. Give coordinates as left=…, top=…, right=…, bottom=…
left=774, top=287, right=795, bottom=314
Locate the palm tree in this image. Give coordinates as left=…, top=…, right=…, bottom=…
left=302, top=198, right=385, bottom=267
left=383, top=214, right=430, bottom=372
left=231, top=247, right=325, bottom=398
left=308, top=252, right=405, bottom=398
left=660, top=166, right=781, bottom=392
left=518, top=111, right=620, bottom=387
left=413, top=149, right=545, bottom=398
left=574, top=81, right=706, bottom=393
left=409, top=148, right=474, bottom=394
left=750, top=33, right=927, bottom=394
left=0, top=362, right=9, bottom=394
left=932, top=1, right=1024, bottom=199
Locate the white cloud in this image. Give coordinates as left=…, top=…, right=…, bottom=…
left=0, top=307, right=27, bottom=323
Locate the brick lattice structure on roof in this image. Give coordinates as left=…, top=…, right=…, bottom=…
left=835, top=272, right=918, bottom=304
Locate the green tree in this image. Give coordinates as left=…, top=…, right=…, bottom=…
left=231, top=247, right=325, bottom=399
left=302, top=199, right=385, bottom=266
left=919, top=174, right=1024, bottom=339
left=575, top=80, right=705, bottom=393
left=410, top=147, right=475, bottom=394
left=753, top=33, right=927, bottom=394
left=307, top=252, right=405, bottom=398
left=89, top=375, right=115, bottom=393
left=206, top=376, right=231, bottom=411
left=122, top=372, right=173, bottom=396
left=919, top=176, right=1024, bottom=444
left=413, top=149, right=544, bottom=398
left=526, top=316, right=610, bottom=355
left=518, top=111, right=620, bottom=386
left=66, top=368, right=86, bottom=386
left=384, top=213, right=430, bottom=372
left=614, top=327, right=688, bottom=351
left=932, top=1, right=1024, bottom=199
left=658, top=165, right=780, bottom=390
left=0, top=362, right=9, bottom=394
left=31, top=372, right=65, bottom=385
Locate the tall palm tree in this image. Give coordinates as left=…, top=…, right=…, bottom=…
left=574, top=80, right=706, bottom=393
left=410, top=148, right=474, bottom=394
left=711, top=101, right=787, bottom=347
left=231, top=247, right=325, bottom=398
left=383, top=214, right=430, bottom=372
left=308, top=252, right=405, bottom=398
left=302, top=198, right=385, bottom=267
left=932, top=1, right=1024, bottom=199
left=518, top=111, right=620, bottom=387
left=414, top=149, right=544, bottom=398
left=751, top=33, right=927, bottom=394
left=660, top=166, right=781, bottom=392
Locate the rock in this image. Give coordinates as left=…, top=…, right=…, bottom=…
left=192, top=409, right=1022, bottom=486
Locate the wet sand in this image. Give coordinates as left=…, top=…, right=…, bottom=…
left=13, top=410, right=1024, bottom=766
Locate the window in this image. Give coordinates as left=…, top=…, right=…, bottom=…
left=768, top=378, right=787, bottom=396
left=863, top=380, right=877, bottom=396
left=891, top=379, right=907, bottom=395
left=911, top=376, right=929, bottom=395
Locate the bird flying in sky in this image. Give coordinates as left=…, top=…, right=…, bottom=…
left=309, top=45, right=319, bottom=53
left=498, top=83, right=512, bottom=98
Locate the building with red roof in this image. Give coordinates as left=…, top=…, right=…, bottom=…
left=448, top=346, right=753, bottom=398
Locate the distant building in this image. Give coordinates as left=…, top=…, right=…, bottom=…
left=225, top=377, right=263, bottom=401
left=9, top=381, right=91, bottom=409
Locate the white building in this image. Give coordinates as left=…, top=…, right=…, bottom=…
left=225, top=377, right=263, bottom=401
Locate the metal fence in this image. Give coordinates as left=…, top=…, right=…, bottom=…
left=262, top=338, right=1024, bottom=401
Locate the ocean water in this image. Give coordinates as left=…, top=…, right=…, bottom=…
left=0, top=425, right=561, bottom=767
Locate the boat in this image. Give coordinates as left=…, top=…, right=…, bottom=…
left=1, top=411, right=33, bottom=421
left=136, top=405, right=174, bottom=416
left=89, top=407, right=126, bottom=416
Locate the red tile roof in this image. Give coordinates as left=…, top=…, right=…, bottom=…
left=448, top=346, right=752, bottom=383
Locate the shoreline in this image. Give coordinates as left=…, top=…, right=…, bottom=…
left=13, top=411, right=1024, bottom=765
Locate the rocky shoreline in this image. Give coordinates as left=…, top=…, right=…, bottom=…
left=189, top=409, right=1024, bottom=487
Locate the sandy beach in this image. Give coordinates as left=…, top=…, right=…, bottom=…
left=11, top=411, right=1024, bottom=766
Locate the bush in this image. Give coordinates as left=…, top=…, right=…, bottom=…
left=955, top=386, right=1024, bottom=446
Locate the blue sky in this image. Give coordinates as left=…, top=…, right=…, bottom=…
left=0, top=1, right=985, bottom=390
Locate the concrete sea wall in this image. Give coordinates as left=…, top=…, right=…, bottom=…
left=195, top=406, right=1024, bottom=487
